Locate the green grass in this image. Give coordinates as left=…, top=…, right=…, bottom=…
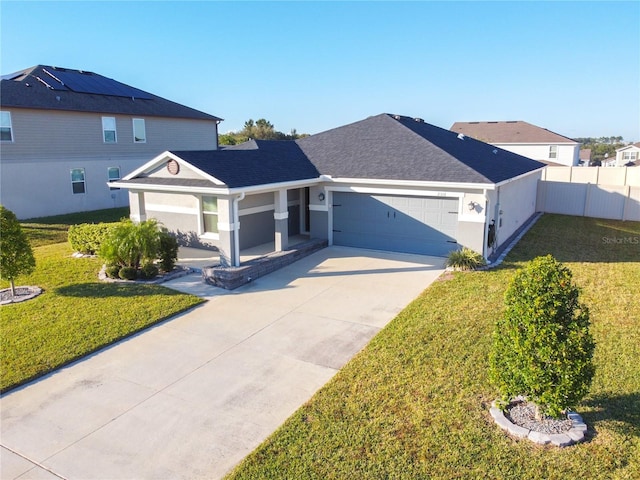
left=20, top=207, right=130, bottom=247
left=226, top=214, right=640, bottom=480
left=1, top=207, right=203, bottom=392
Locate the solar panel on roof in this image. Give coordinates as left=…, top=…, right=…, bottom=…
left=50, top=69, right=153, bottom=99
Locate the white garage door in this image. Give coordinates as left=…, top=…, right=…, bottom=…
left=332, top=193, right=459, bottom=256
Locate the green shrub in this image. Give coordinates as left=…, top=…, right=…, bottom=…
left=118, top=266, right=138, bottom=280
left=445, top=247, right=486, bottom=271
left=140, top=263, right=159, bottom=280
left=99, top=219, right=161, bottom=269
left=105, top=264, right=121, bottom=279
left=68, top=223, right=115, bottom=255
left=158, top=230, right=179, bottom=272
left=489, top=255, right=595, bottom=418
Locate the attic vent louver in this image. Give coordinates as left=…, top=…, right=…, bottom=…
left=392, top=115, right=401, bottom=120
left=493, top=149, right=498, bottom=154
left=457, top=133, right=465, bottom=140
left=414, top=118, right=424, bottom=123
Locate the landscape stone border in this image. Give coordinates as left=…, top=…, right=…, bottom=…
left=0, top=286, right=43, bottom=305
left=490, top=400, right=588, bottom=447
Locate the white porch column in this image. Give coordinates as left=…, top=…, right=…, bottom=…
left=216, top=196, right=235, bottom=267
left=129, top=191, right=147, bottom=223
left=274, top=189, right=289, bottom=251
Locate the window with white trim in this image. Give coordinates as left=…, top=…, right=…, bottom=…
left=132, top=118, right=146, bottom=143
left=622, top=151, right=637, bottom=162
left=1, top=111, right=13, bottom=142
left=202, top=196, right=218, bottom=235
left=71, top=168, right=86, bottom=194
left=548, top=145, right=558, bottom=159
left=102, top=116, right=117, bottom=143
left=108, top=166, right=120, bottom=190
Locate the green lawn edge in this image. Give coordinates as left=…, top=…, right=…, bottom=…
left=225, top=214, right=640, bottom=480
left=1, top=208, right=204, bottom=393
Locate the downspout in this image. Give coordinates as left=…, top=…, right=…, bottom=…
left=482, top=188, right=490, bottom=260
left=233, top=192, right=245, bottom=267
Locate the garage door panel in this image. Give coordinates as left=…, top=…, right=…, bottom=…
left=332, top=193, right=459, bottom=257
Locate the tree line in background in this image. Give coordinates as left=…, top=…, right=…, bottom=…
left=218, top=119, right=309, bottom=145
left=575, top=136, right=628, bottom=165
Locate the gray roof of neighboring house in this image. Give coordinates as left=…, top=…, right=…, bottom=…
left=124, top=114, right=545, bottom=189
left=450, top=120, right=578, bottom=145
left=0, top=65, right=221, bottom=121
left=297, top=114, right=545, bottom=184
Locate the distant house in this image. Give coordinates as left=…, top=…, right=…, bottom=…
left=111, top=114, right=545, bottom=266
left=579, top=148, right=592, bottom=166
left=613, top=142, right=640, bottom=167
left=0, top=65, right=222, bottom=219
left=450, top=120, right=580, bottom=167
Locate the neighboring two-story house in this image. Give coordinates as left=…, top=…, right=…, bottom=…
left=450, top=120, right=580, bottom=167
left=0, top=65, right=221, bottom=219
left=613, top=142, right=640, bottom=167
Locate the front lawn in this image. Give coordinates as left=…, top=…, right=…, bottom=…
left=226, top=214, right=640, bottom=479
left=0, top=208, right=203, bottom=393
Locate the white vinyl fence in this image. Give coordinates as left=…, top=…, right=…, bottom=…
left=537, top=167, right=640, bottom=221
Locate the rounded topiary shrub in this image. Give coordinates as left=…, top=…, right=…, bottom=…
left=118, top=266, right=138, bottom=281
left=140, top=262, right=159, bottom=280
left=489, top=255, right=595, bottom=418
left=105, top=264, right=121, bottom=279
left=158, top=230, right=179, bottom=272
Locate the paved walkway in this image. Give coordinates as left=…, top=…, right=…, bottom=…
left=1, top=247, right=444, bottom=480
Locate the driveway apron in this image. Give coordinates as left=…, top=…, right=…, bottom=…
left=1, top=246, right=445, bottom=480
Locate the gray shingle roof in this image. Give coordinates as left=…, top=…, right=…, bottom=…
left=125, top=114, right=544, bottom=189
left=1, top=65, right=221, bottom=121
left=168, top=140, right=320, bottom=188
left=297, top=114, right=545, bottom=184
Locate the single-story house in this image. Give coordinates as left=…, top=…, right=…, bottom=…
left=450, top=120, right=580, bottom=166
left=111, top=114, right=545, bottom=265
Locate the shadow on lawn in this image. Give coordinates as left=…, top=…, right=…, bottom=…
left=501, top=214, right=640, bottom=265
left=581, top=392, right=640, bottom=439
left=55, top=282, right=185, bottom=298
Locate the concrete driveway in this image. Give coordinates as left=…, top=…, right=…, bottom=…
left=1, top=246, right=445, bottom=480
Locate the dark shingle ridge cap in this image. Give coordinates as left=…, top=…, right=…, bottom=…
left=1, top=64, right=222, bottom=122
left=392, top=114, right=546, bottom=183
left=383, top=114, right=496, bottom=183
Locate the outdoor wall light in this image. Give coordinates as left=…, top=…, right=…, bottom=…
left=318, top=192, right=325, bottom=201
left=468, top=201, right=477, bottom=211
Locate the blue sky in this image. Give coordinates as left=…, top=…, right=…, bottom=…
left=2, top=1, right=639, bottom=141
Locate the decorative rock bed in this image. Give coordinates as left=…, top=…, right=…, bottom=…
left=0, top=286, right=43, bottom=305
left=490, top=397, right=588, bottom=447
left=98, top=265, right=195, bottom=284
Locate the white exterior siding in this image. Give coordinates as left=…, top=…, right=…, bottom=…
left=493, top=143, right=579, bottom=166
